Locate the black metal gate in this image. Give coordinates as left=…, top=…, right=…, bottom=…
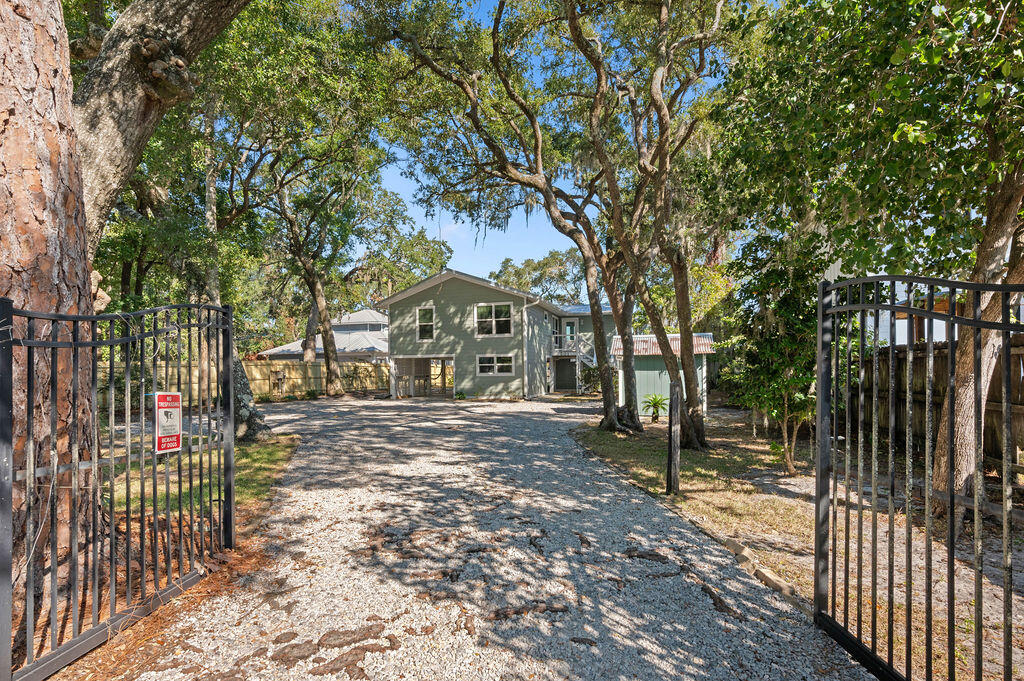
left=815, top=277, right=1022, bottom=681
left=0, top=300, right=235, bottom=680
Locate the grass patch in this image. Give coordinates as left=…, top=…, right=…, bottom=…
left=234, top=434, right=300, bottom=508
left=110, top=434, right=299, bottom=515
left=571, top=413, right=817, bottom=591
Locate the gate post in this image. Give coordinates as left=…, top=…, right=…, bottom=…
left=814, top=281, right=833, bottom=621
left=220, top=306, right=236, bottom=550
left=667, top=381, right=681, bottom=495
left=0, top=298, right=14, bottom=681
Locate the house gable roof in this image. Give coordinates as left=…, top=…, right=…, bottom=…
left=561, top=303, right=613, bottom=316
left=262, top=328, right=388, bottom=357
left=379, top=268, right=566, bottom=315
left=332, top=309, right=388, bottom=325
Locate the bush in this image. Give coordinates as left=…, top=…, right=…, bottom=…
left=579, top=365, right=602, bottom=393
left=303, top=388, right=319, bottom=400
left=254, top=392, right=273, bottom=404
left=454, top=391, right=467, bottom=400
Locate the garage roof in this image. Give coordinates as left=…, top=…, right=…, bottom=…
left=611, top=333, right=715, bottom=356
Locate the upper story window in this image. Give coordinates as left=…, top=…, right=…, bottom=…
left=417, top=306, right=434, bottom=340
left=476, top=303, right=512, bottom=336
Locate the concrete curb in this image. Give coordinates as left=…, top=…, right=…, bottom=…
left=573, top=433, right=814, bottom=619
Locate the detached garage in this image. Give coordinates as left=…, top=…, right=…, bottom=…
left=611, top=333, right=715, bottom=415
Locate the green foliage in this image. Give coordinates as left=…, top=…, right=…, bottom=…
left=579, top=365, right=601, bottom=394
left=88, top=0, right=452, bottom=357
left=490, top=249, right=585, bottom=306
left=718, top=230, right=826, bottom=430
left=454, top=391, right=467, bottom=400
left=719, top=0, right=1023, bottom=277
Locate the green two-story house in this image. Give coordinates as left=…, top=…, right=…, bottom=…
left=381, top=269, right=615, bottom=399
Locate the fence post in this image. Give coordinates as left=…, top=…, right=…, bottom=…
left=814, top=281, right=833, bottom=621
left=0, top=298, right=14, bottom=681
left=667, top=381, right=681, bottom=495
left=220, top=306, right=236, bottom=550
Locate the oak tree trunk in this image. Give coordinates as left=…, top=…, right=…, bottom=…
left=633, top=277, right=702, bottom=449
left=607, top=283, right=643, bottom=432
left=932, top=173, right=1024, bottom=525
left=668, top=241, right=708, bottom=447
left=302, top=304, right=319, bottom=363
left=201, top=102, right=271, bottom=441
left=579, top=252, right=620, bottom=431
left=301, top=271, right=344, bottom=395
left=72, top=0, right=254, bottom=257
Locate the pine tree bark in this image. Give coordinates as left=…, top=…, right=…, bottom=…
left=1, top=0, right=95, bottom=662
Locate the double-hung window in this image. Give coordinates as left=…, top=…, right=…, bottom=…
left=417, top=306, right=434, bottom=341
left=477, top=355, right=514, bottom=375
left=475, top=303, right=512, bottom=336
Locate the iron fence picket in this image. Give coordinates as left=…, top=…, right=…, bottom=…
left=0, top=300, right=234, bottom=681
left=816, top=278, right=1022, bottom=681
left=946, top=286, right=956, bottom=681
left=1000, top=293, right=1013, bottom=681
left=23, top=319, right=34, bottom=667
left=1, top=298, right=14, bottom=680
left=925, top=286, right=934, bottom=680
left=887, top=282, right=896, bottom=668
left=972, top=292, right=982, bottom=681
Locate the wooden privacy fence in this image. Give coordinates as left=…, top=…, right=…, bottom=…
left=816, top=277, right=1022, bottom=681
left=858, top=335, right=1024, bottom=464
left=94, top=361, right=390, bottom=409
left=242, top=360, right=389, bottom=396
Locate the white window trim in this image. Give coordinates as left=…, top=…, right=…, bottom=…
left=476, top=354, right=515, bottom=376
left=474, top=301, right=514, bottom=338
left=416, top=305, right=435, bottom=342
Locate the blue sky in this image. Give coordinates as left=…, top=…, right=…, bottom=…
left=382, top=164, right=570, bottom=279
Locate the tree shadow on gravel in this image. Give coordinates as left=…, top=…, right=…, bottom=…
left=256, top=398, right=870, bottom=681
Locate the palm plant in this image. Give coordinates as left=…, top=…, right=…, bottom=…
left=642, top=394, right=669, bottom=423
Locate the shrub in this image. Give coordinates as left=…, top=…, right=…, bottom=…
left=454, top=391, right=467, bottom=400
left=303, top=389, right=319, bottom=400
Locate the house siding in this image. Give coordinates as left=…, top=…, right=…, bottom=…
left=389, top=278, right=528, bottom=397
left=572, top=312, right=616, bottom=361
left=525, top=305, right=550, bottom=397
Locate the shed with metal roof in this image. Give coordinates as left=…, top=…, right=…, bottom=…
left=611, top=333, right=715, bottom=415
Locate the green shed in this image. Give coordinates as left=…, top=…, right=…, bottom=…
left=612, top=333, right=715, bottom=415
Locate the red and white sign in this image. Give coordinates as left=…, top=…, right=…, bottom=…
left=155, top=392, right=182, bottom=453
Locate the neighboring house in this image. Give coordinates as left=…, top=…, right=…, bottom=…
left=380, top=269, right=616, bottom=398
left=611, top=333, right=715, bottom=414
left=260, top=309, right=389, bottom=363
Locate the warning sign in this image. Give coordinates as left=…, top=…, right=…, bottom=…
left=155, top=392, right=182, bottom=453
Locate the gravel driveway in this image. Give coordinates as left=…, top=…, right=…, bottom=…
left=137, top=398, right=871, bottom=681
